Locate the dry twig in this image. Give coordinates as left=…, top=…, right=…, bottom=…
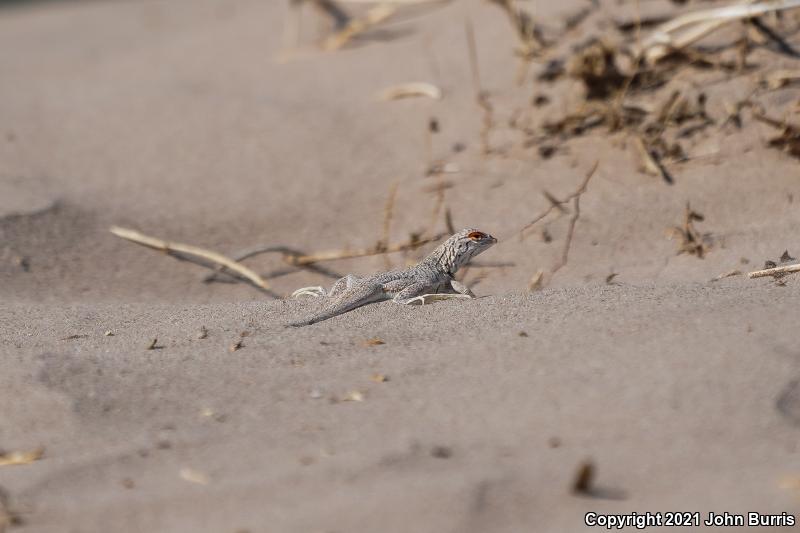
left=639, top=0, right=800, bottom=64
left=748, top=263, right=800, bottom=278
left=519, top=161, right=598, bottom=236
left=309, top=0, right=352, bottom=29
left=289, top=233, right=445, bottom=265
left=753, top=111, right=800, bottom=158
left=487, top=0, right=547, bottom=63
left=379, top=183, right=398, bottom=268
left=711, top=269, right=742, bottom=281
left=324, top=4, right=396, bottom=50
left=551, top=196, right=581, bottom=275
left=465, top=18, right=495, bottom=155
left=0, top=448, right=44, bottom=468
left=528, top=270, right=544, bottom=291
left=110, top=226, right=271, bottom=291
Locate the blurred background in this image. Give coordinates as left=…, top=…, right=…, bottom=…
left=2, top=0, right=798, bottom=304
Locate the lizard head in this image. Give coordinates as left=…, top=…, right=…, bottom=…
left=446, top=228, right=497, bottom=270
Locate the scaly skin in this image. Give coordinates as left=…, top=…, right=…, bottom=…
left=287, top=228, right=497, bottom=326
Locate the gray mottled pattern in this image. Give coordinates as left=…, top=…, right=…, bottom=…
left=288, top=228, right=497, bottom=326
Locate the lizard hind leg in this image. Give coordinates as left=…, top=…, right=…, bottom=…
left=291, top=274, right=361, bottom=299
left=327, top=274, right=361, bottom=297
left=291, top=286, right=327, bottom=298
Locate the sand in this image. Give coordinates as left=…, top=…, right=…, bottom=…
left=1, top=0, right=799, bottom=531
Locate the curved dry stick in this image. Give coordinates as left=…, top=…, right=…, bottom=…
left=109, top=226, right=270, bottom=290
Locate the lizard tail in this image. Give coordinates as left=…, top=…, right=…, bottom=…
left=286, top=308, right=341, bottom=327
left=286, top=317, right=316, bottom=327
left=286, top=284, right=386, bottom=327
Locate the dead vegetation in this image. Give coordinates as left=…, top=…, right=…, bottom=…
left=667, top=203, right=713, bottom=258
left=519, top=162, right=598, bottom=288
left=748, top=250, right=800, bottom=281
left=487, top=0, right=800, bottom=175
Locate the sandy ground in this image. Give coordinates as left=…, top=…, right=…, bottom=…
left=1, top=0, right=800, bottom=531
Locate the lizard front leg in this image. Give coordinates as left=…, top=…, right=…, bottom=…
left=328, top=274, right=361, bottom=297
left=449, top=279, right=476, bottom=298
left=391, top=282, right=429, bottom=305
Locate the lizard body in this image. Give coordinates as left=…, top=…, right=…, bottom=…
left=288, top=228, right=496, bottom=326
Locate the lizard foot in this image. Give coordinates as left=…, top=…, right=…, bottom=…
left=403, top=293, right=474, bottom=306
left=291, top=286, right=327, bottom=298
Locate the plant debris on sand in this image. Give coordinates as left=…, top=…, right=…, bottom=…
left=668, top=203, right=713, bottom=258
left=489, top=0, right=800, bottom=179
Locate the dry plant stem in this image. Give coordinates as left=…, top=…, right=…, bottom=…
left=206, top=234, right=446, bottom=285
left=762, top=69, right=800, bottom=89
left=552, top=196, right=580, bottom=275
left=323, top=4, right=396, bottom=50
left=109, top=226, right=270, bottom=290
left=478, top=93, right=494, bottom=156
left=748, top=263, right=800, bottom=278
left=464, top=17, right=494, bottom=154
left=381, top=183, right=398, bottom=249
left=310, top=0, right=352, bottom=29
left=379, top=82, right=442, bottom=100
left=753, top=110, right=798, bottom=130
left=380, top=183, right=398, bottom=268
left=288, top=234, right=446, bottom=265
left=203, top=245, right=332, bottom=284
left=528, top=270, right=544, bottom=291
left=519, top=161, right=598, bottom=236
left=749, top=17, right=800, bottom=58
left=634, top=136, right=661, bottom=175
left=614, top=0, right=642, bottom=109
left=444, top=207, right=456, bottom=235
left=424, top=186, right=446, bottom=239
left=464, top=18, right=482, bottom=95
left=641, top=0, right=800, bottom=64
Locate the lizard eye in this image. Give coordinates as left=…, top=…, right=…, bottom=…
left=468, top=231, right=487, bottom=241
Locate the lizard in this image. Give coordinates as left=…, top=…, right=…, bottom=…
left=287, top=228, right=497, bottom=327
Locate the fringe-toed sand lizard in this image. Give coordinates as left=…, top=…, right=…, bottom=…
left=288, top=228, right=497, bottom=326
